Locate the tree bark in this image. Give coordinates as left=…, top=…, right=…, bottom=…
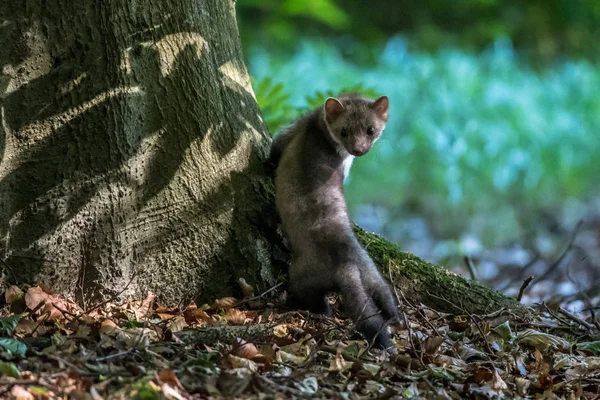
left=0, top=0, right=280, bottom=305
left=0, top=0, right=525, bottom=316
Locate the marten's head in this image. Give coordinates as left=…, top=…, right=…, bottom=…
left=324, top=94, right=389, bottom=157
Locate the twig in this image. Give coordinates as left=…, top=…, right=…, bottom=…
left=498, top=252, right=540, bottom=292
left=85, top=269, right=138, bottom=313
left=28, top=299, right=47, bottom=317
left=319, top=345, right=359, bottom=363
left=52, top=303, right=78, bottom=322
left=566, top=265, right=600, bottom=331
left=464, top=256, right=477, bottom=281
left=517, top=276, right=534, bottom=302
left=46, top=354, right=87, bottom=373
left=237, top=282, right=283, bottom=306
left=557, top=307, right=595, bottom=330
left=541, top=302, right=572, bottom=328
left=532, top=220, right=583, bottom=286
left=96, top=350, right=132, bottom=362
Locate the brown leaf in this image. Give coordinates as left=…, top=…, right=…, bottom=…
left=10, top=385, right=34, bottom=400
left=183, top=308, right=210, bottom=324
left=130, top=292, right=156, bottom=319
left=157, top=369, right=183, bottom=390
left=227, top=354, right=258, bottom=371
left=15, top=318, right=42, bottom=336
left=515, top=377, right=530, bottom=396
left=471, top=367, right=493, bottom=384
left=436, top=355, right=467, bottom=368
left=166, top=316, right=188, bottom=333
left=449, top=315, right=469, bottom=332
left=537, top=371, right=553, bottom=390
left=225, top=308, right=247, bottom=325
left=329, top=349, right=350, bottom=372
left=25, top=286, right=49, bottom=311
left=5, top=285, right=24, bottom=304
left=491, top=368, right=508, bottom=391
left=422, top=336, right=444, bottom=355
left=518, top=329, right=570, bottom=351
left=454, top=343, right=487, bottom=361
left=99, top=319, right=120, bottom=335
left=233, top=339, right=260, bottom=360
left=157, top=313, right=175, bottom=321
left=75, top=324, right=92, bottom=338
left=211, top=297, right=238, bottom=310
left=273, top=324, right=289, bottom=338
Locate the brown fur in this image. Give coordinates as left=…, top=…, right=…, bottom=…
left=268, top=94, right=398, bottom=349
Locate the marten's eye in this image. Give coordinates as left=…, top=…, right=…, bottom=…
left=367, top=126, right=375, bottom=136
left=341, top=128, right=348, bottom=138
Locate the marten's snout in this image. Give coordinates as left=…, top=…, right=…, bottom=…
left=349, top=145, right=369, bottom=156
left=348, top=137, right=371, bottom=156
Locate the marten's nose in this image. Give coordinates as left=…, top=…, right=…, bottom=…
left=351, top=147, right=369, bottom=156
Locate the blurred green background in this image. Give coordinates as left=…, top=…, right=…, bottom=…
left=237, top=0, right=600, bottom=269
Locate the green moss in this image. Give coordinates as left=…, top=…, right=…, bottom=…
left=354, top=225, right=528, bottom=315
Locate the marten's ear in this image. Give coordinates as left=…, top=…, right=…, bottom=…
left=325, top=97, right=345, bottom=122
left=371, top=96, right=389, bottom=122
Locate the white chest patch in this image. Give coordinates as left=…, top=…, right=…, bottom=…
left=342, top=155, right=355, bottom=181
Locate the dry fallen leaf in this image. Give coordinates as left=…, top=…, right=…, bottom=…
left=5, top=285, right=24, bottom=304
left=10, top=385, right=34, bottom=400
left=183, top=308, right=211, bottom=324
left=158, top=369, right=184, bottom=390
left=491, top=368, right=508, bottom=391
left=517, top=329, right=570, bottom=351
left=515, top=377, right=530, bottom=396
left=225, top=308, right=248, bottom=325
left=233, top=339, right=260, bottom=360
left=99, top=319, right=120, bottom=335
left=329, top=349, right=350, bottom=372
left=273, top=324, right=289, bottom=338
left=471, top=367, right=493, bottom=384
left=422, top=335, right=444, bottom=354
left=227, top=354, right=258, bottom=371
left=166, top=316, right=188, bottom=333
left=211, top=297, right=238, bottom=310
left=25, top=286, right=49, bottom=311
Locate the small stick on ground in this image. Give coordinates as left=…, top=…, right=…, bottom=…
left=517, top=276, right=534, bottom=302
left=464, top=256, right=477, bottom=281
left=85, top=270, right=139, bottom=313
left=557, top=307, right=595, bottom=330
left=237, top=282, right=284, bottom=306
left=533, top=220, right=583, bottom=285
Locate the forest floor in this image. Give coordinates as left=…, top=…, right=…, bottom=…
left=0, top=277, right=599, bottom=400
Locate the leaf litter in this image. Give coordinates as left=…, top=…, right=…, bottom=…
left=0, top=283, right=598, bottom=399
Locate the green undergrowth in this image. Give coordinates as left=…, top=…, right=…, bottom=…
left=250, top=39, right=600, bottom=247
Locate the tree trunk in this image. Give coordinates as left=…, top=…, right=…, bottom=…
left=0, top=0, right=280, bottom=305
left=0, top=0, right=525, bottom=315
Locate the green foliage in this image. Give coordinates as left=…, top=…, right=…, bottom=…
left=132, top=381, right=161, bottom=400
left=302, top=84, right=380, bottom=110
left=254, top=79, right=381, bottom=134
left=250, top=39, right=600, bottom=245
left=581, top=341, right=600, bottom=356
left=0, top=314, right=22, bottom=337
left=0, top=360, right=20, bottom=378
left=238, top=0, right=600, bottom=62
left=252, top=77, right=295, bottom=135
left=0, top=338, right=27, bottom=357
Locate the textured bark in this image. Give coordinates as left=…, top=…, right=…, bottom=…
left=0, top=0, right=281, bottom=305
left=0, top=0, right=527, bottom=316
